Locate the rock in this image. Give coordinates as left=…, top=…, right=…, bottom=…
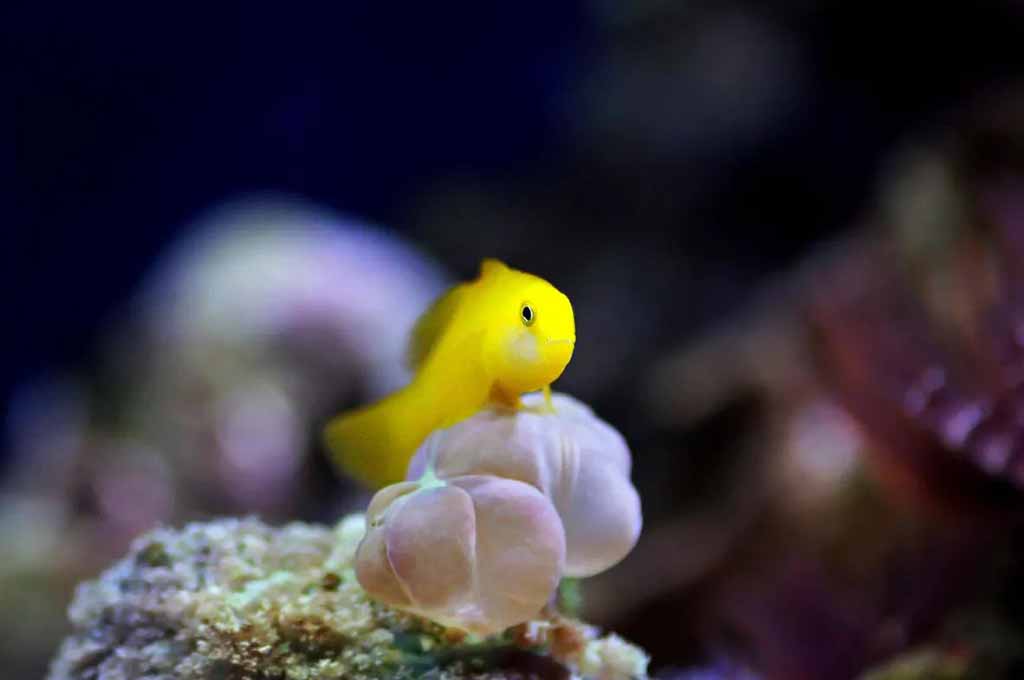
left=47, top=516, right=649, bottom=680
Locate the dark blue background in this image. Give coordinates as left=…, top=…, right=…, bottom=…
left=9, top=2, right=1024, bottom=413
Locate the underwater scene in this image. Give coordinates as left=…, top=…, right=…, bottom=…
left=10, top=3, right=1024, bottom=679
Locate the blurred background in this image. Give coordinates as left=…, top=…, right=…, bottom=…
left=9, top=2, right=1024, bottom=679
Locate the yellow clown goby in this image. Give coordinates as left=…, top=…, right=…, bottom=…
left=324, top=258, right=576, bottom=487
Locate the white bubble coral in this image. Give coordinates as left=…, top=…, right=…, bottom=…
left=355, top=392, right=641, bottom=634
left=356, top=474, right=566, bottom=635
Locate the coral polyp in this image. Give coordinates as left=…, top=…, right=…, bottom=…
left=354, top=392, right=642, bottom=634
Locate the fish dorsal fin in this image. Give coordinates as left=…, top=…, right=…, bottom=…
left=406, top=283, right=467, bottom=371
left=479, top=258, right=509, bottom=279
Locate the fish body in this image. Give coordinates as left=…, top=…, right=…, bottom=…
left=325, top=258, right=576, bottom=487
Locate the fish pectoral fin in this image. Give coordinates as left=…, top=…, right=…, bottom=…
left=542, top=385, right=555, bottom=413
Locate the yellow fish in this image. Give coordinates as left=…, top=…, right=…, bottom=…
left=325, top=258, right=576, bottom=488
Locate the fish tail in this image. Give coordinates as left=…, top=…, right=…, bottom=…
left=323, top=384, right=432, bottom=488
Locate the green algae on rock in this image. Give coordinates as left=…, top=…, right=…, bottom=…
left=46, top=516, right=649, bottom=680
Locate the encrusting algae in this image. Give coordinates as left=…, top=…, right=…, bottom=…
left=46, top=515, right=649, bottom=680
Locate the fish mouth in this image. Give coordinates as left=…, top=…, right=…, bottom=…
left=546, top=337, right=576, bottom=347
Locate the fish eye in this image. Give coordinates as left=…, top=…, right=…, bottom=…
left=520, top=303, right=535, bottom=326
